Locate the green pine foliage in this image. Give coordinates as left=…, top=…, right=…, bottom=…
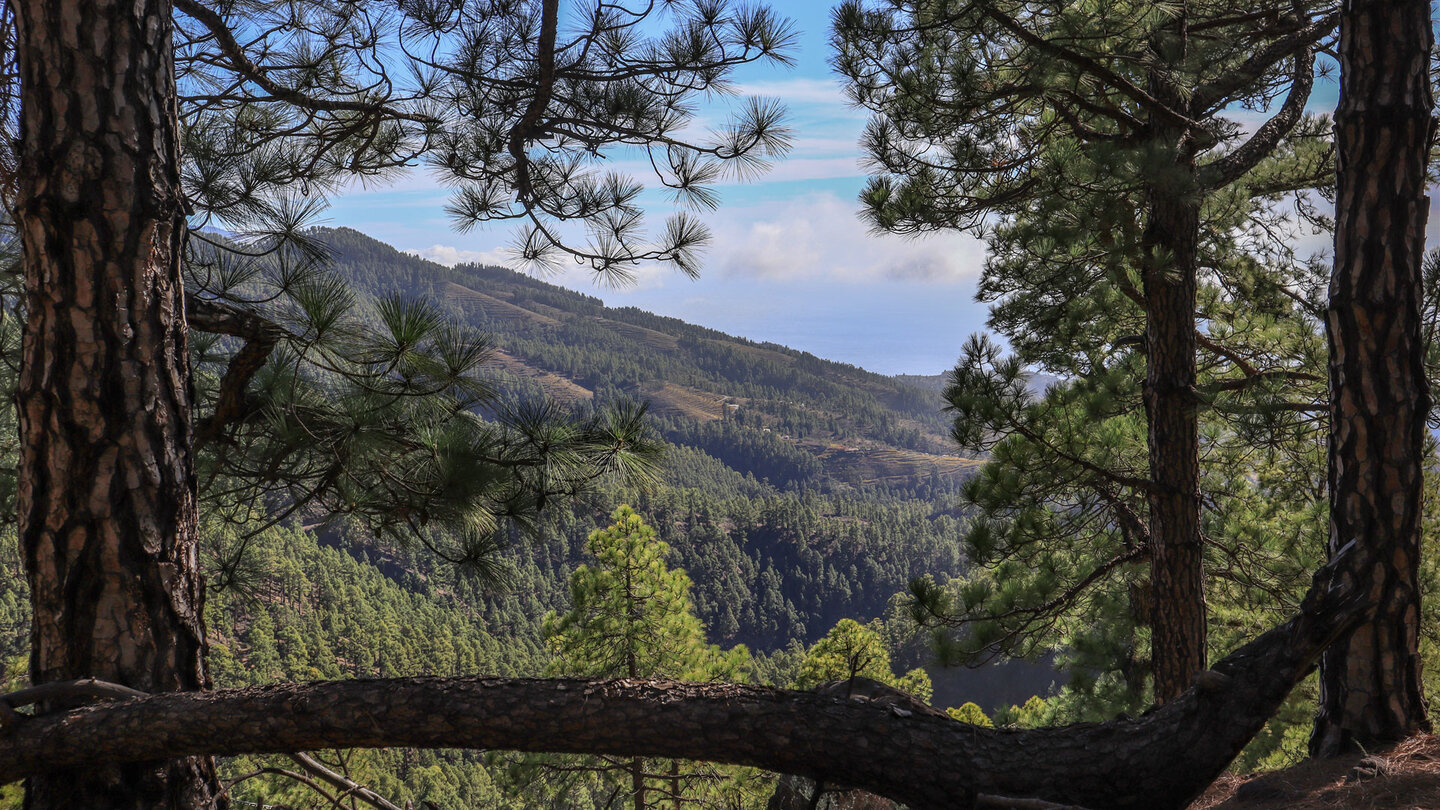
left=794, top=618, right=932, bottom=705
left=543, top=505, right=752, bottom=681
left=834, top=0, right=1341, bottom=741
left=533, top=506, right=766, bottom=810
left=0, top=530, right=23, bottom=692
left=992, top=696, right=1055, bottom=730
left=547, top=487, right=968, bottom=653
left=945, top=703, right=993, bottom=727
left=205, top=523, right=543, bottom=686
left=200, top=521, right=539, bottom=810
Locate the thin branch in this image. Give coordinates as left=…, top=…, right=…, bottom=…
left=0, top=678, right=147, bottom=727
left=172, top=0, right=435, bottom=125
left=288, top=752, right=406, bottom=810
left=1191, top=10, right=1339, bottom=114
left=916, top=543, right=1149, bottom=632
left=975, top=795, right=1096, bottom=810
left=1010, top=420, right=1154, bottom=493
left=1199, top=44, right=1315, bottom=191
left=1201, top=369, right=1322, bottom=394
left=975, top=1, right=1193, bottom=130
left=1195, top=332, right=1261, bottom=378
left=186, top=295, right=289, bottom=447
left=507, top=0, right=561, bottom=205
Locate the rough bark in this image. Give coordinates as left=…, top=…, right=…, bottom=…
left=766, top=680, right=923, bottom=810
left=1310, top=0, right=1434, bottom=756
left=632, top=758, right=647, bottom=810
left=0, top=557, right=1368, bottom=810
left=11, top=1, right=220, bottom=808
left=1142, top=12, right=1207, bottom=703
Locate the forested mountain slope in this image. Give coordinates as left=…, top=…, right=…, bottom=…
left=320, top=226, right=975, bottom=490
left=307, top=227, right=1052, bottom=704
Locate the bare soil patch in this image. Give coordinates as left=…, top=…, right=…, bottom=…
left=1192, top=734, right=1440, bottom=810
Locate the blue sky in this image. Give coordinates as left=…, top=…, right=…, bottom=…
left=323, top=2, right=1342, bottom=376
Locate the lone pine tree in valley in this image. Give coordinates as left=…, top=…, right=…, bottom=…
left=537, top=505, right=758, bottom=810
left=0, top=1, right=1433, bottom=810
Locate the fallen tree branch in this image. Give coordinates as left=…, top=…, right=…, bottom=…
left=0, top=677, right=148, bottom=726
left=975, top=795, right=1095, bottom=810
left=0, top=550, right=1367, bottom=810
left=0, top=678, right=406, bottom=810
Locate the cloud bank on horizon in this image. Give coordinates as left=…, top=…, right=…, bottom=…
left=413, top=189, right=985, bottom=287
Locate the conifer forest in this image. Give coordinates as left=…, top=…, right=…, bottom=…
left=0, top=1, right=1437, bottom=809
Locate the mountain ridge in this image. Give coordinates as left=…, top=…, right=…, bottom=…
left=317, top=226, right=978, bottom=491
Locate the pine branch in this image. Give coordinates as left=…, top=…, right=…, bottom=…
left=1201, top=369, right=1322, bottom=393
left=973, top=1, right=1194, bottom=130
left=1190, top=9, right=1339, bottom=114
left=185, top=294, right=288, bottom=447
left=507, top=0, right=560, bottom=206
left=1010, top=420, right=1154, bottom=493
left=1199, top=45, right=1315, bottom=191
left=916, top=543, right=1149, bottom=633
left=975, top=795, right=1096, bottom=810
left=0, top=678, right=148, bottom=726
left=287, top=752, right=406, bottom=810
left=173, top=0, right=436, bottom=125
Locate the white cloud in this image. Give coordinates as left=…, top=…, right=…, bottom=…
left=733, top=156, right=863, bottom=185
left=709, top=192, right=986, bottom=283
left=408, top=244, right=511, bottom=267
left=406, top=242, right=678, bottom=292
left=544, top=144, right=864, bottom=189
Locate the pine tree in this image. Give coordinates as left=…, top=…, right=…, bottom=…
left=792, top=618, right=931, bottom=704
left=1310, top=0, right=1434, bottom=755
left=945, top=703, right=993, bottom=728
left=539, top=505, right=758, bottom=810
left=834, top=0, right=1336, bottom=701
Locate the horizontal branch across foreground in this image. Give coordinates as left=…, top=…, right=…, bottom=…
left=0, top=568, right=1363, bottom=810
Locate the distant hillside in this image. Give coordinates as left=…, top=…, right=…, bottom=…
left=317, top=226, right=976, bottom=491
left=894, top=370, right=1060, bottom=398
left=893, top=373, right=948, bottom=392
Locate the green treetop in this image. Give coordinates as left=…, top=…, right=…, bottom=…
left=835, top=0, right=1339, bottom=706
left=834, top=0, right=1338, bottom=702
left=544, top=505, right=750, bottom=682
left=794, top=618, right=932, bottom=705
left=537, top=505, right=758, bottom=810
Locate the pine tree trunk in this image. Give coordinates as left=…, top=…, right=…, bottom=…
left=632, top=757, right=647, bottom=810
left=1143, top=15, right=1206, bottom=702
left=1142, top=182, right=1204, bottom=703
left=12, top=1, right=221, bottom=808
left=669, top=759, right=681, bottom=810
left=1311, top=0, right=1433, bottom=756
